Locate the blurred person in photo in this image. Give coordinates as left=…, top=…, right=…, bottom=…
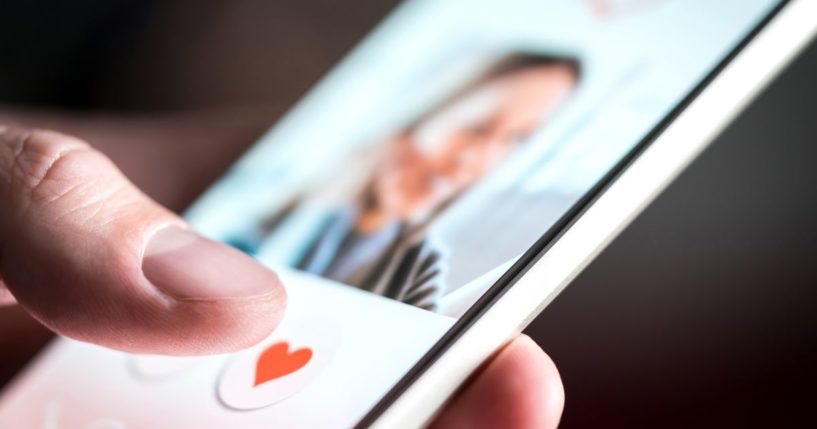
left=228, top=54, right=580, bottom=311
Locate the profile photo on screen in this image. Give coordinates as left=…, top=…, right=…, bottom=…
left=226, top=52, right=580, bottom=311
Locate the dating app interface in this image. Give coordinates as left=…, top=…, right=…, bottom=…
left=0, top=0, right=780, bottom=427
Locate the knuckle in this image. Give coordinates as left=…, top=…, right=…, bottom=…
left=0, top=128, right=97, bottom=207
left=9, top=130, right=90, bottom=192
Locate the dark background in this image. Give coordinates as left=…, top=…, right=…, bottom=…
left=2, top=1, right=816, bottom=427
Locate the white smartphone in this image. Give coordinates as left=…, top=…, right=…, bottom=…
left=1, top=0, right=815, bottom=428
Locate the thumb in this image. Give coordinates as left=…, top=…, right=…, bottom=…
left=0, top=127, right=286, bottom=355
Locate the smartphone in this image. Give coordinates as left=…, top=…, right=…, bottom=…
left=1, top=0, right=815, bottom=427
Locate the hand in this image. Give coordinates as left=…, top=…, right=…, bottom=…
left=0, top=122, right=563, bottom=427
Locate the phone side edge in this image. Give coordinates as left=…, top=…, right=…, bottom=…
left=367, top=2, right=817, bottom=427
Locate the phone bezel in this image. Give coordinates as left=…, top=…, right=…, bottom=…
left=360, top=0, right=817, bottom=427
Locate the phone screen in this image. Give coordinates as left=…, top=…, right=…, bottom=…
left=0, top=0, right=783, bottom=427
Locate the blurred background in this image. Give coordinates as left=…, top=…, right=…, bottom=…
left=1, top=1, right=816, bottom=427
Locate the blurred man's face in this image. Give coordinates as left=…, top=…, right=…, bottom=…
left=372, top=64, right=577, bottom=221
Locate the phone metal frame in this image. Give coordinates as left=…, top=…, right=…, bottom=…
left=363, top=1, right=817, bottom=427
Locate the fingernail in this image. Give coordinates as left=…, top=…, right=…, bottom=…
left=143, top=226, right=283, bottom=300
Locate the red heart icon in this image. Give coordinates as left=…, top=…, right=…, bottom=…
left=254, top=342, right=313, bottom=387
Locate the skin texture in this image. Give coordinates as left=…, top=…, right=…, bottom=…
left=0, top=115, right=564, bottom=427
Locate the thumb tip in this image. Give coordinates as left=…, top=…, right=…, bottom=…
left=138, top=226, right=288, bottom=354
left=143, top=226, right=286, bottom=302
